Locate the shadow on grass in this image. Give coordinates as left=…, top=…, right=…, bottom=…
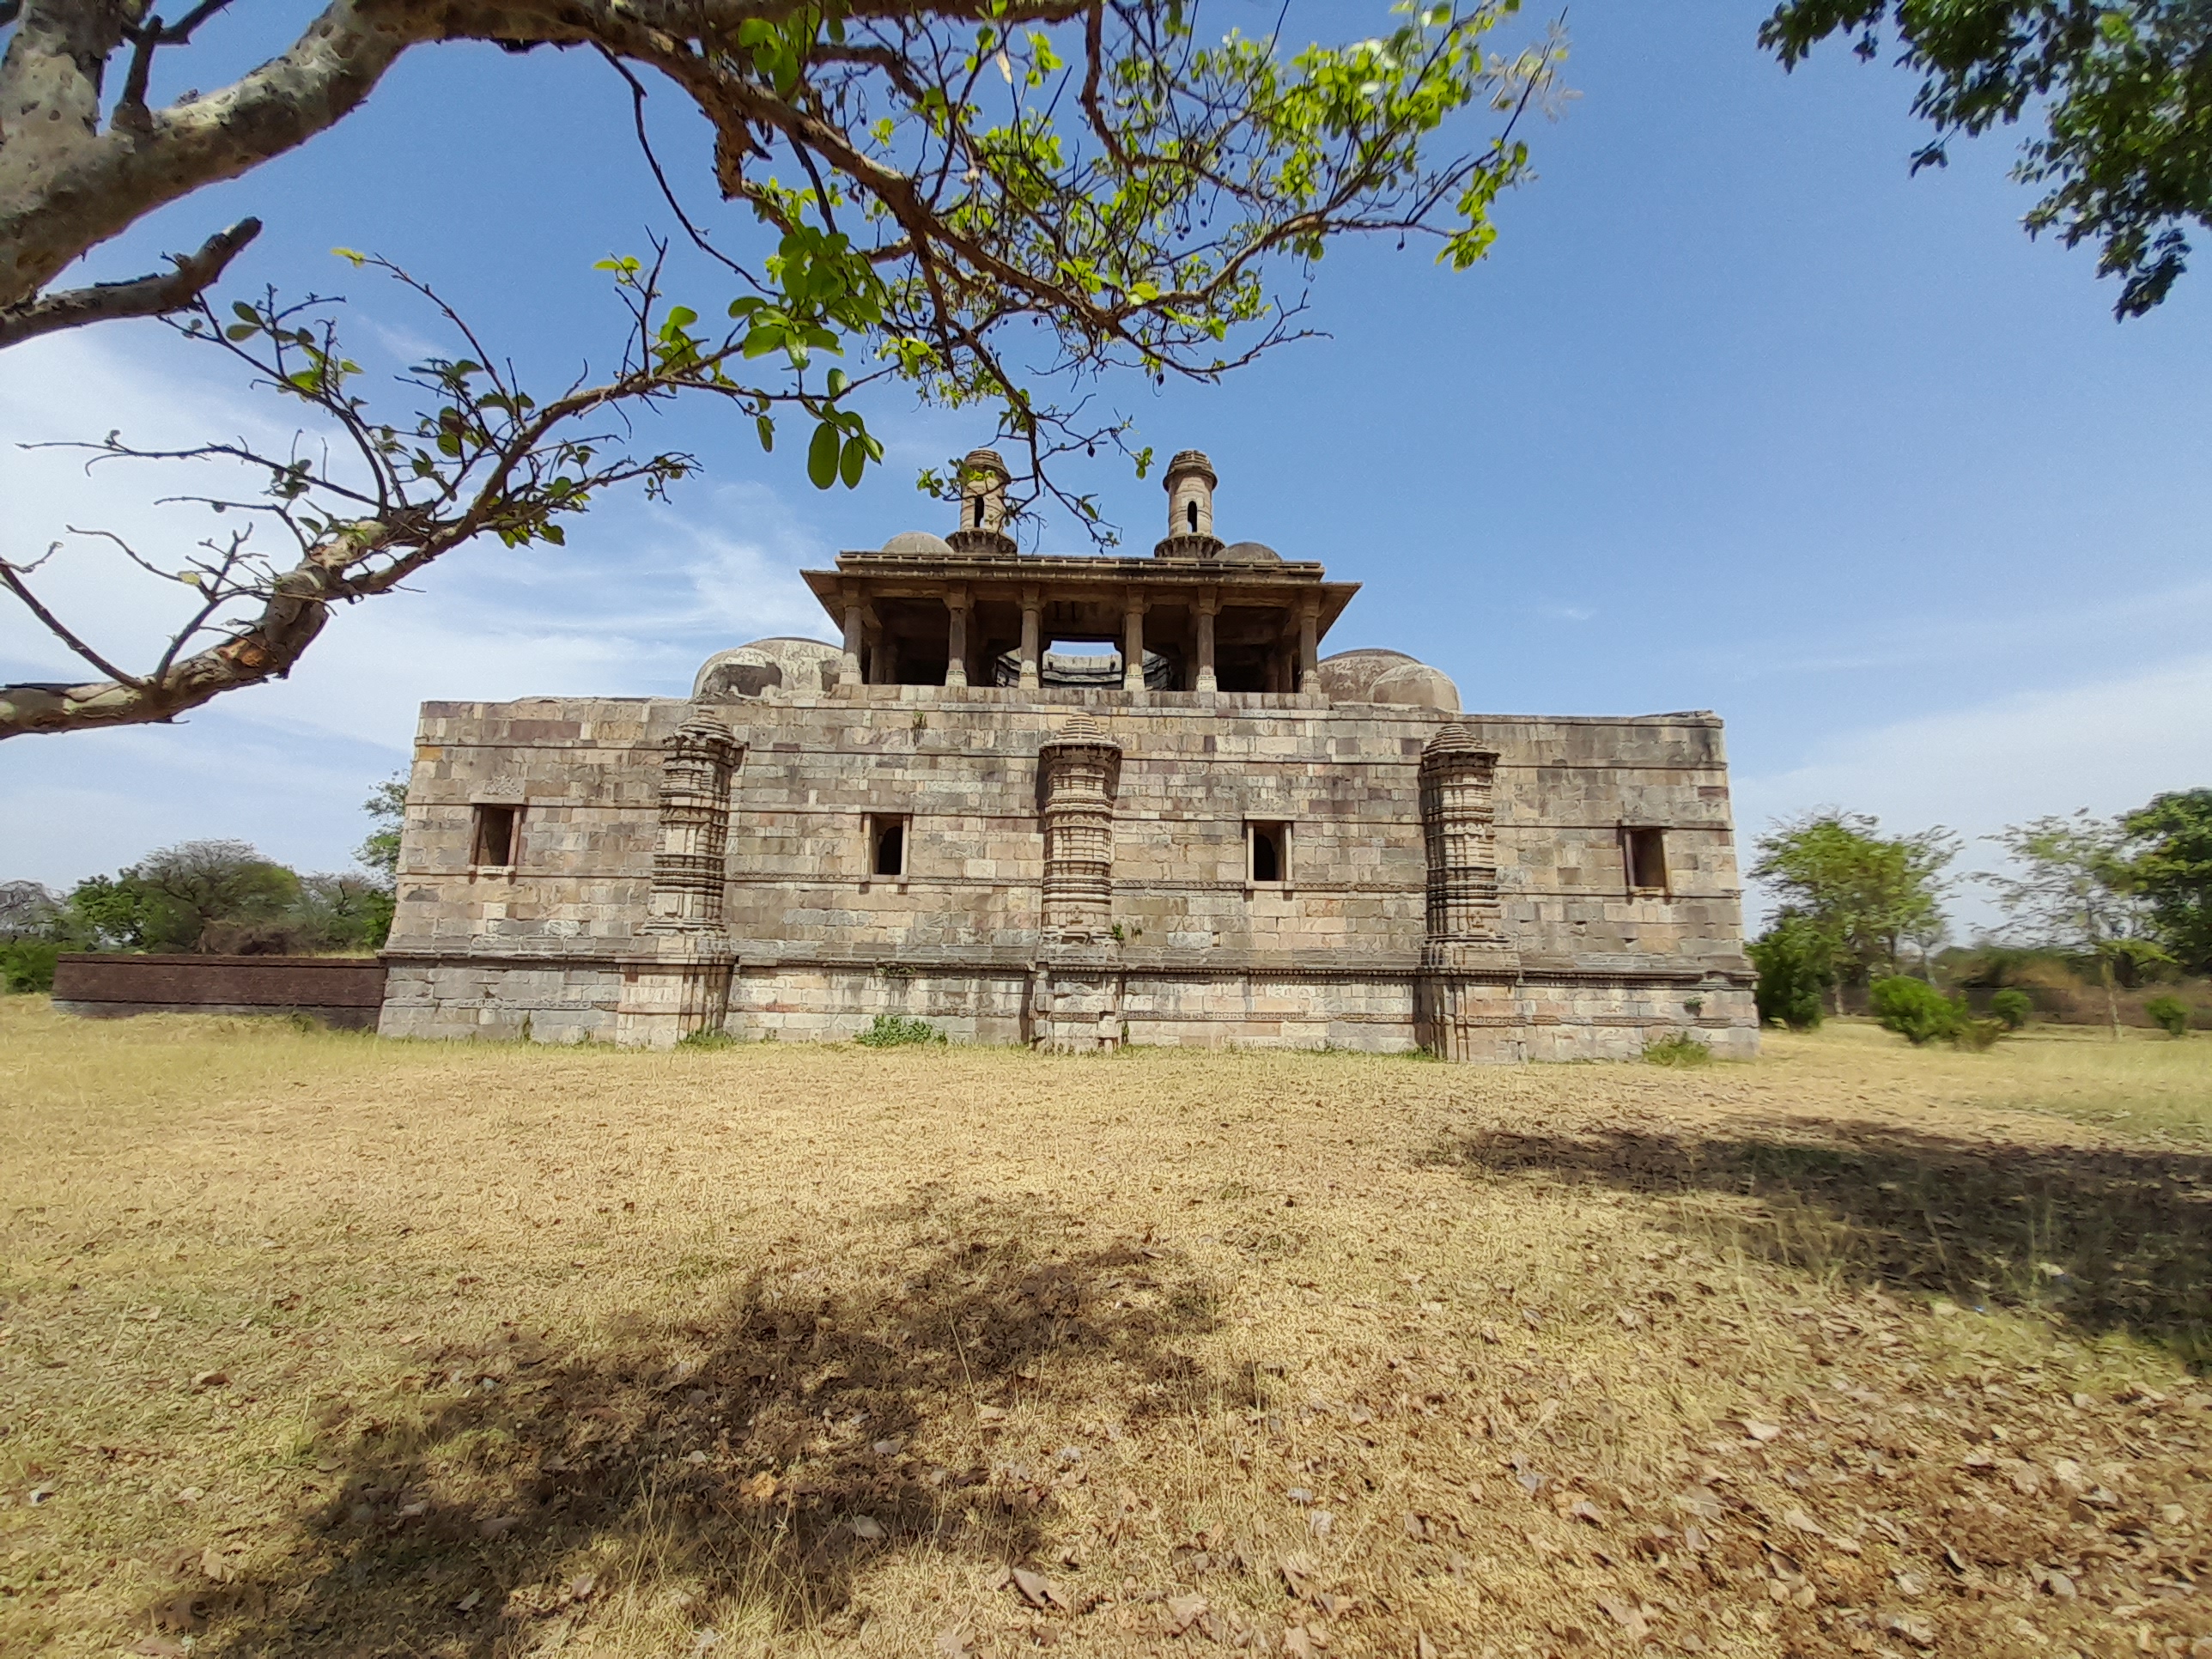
left=178, top=1197, right=1235, bottom=1656
left=1442, top=1121, right=2212, bottom=1363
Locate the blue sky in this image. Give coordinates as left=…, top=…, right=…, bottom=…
left=4, top=0, right=2209, bottom=934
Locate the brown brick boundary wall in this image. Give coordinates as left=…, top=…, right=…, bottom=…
left=52, top=955, right=387, bottom=1030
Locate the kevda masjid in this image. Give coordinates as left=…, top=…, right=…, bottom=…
left=378, top=447, right=1760, bottom=1060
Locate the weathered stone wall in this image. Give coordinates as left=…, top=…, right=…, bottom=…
left=378, top=684, right=1756, bottom=1056
left=56, top=954, right=387, bottom=1029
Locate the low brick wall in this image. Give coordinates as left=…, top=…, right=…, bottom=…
left=52, top=954, right=387, bottom=1030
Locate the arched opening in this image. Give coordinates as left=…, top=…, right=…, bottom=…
left=872, top=817, right=907, bottom=878
left=1249, top=822, right=1286, bottom=884
left=973, top=494, right=987, bottom=528
left=1186, top=498, right=1199, bottom=532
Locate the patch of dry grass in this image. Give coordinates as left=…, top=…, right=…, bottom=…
left=1, top=998, right=2208, bottom=1659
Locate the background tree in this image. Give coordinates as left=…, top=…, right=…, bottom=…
left=1760, top=0, right=2212, bottom=316
left=0, top=0, right=1564, bottom=740
left=1750, top=809, right=1960, bottom=994
left=1980, top=809, right=2161, bottom=1039
left=2123, top=787, right=2212, bottom=975
left=353, top=772, right=408, bottom=950
left=1747, top=910, right=1834, bottom=1030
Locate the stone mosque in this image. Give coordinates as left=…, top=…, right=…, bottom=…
left=377, top=447, right=1759, bottom=1058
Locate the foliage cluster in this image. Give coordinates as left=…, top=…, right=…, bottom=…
left=1751, top=811, right=1958, bottom=988
left=1747, top=912, right=1833, bottom=1030
left=854, top=1013, right=947, bottom=1048
left=1867, top=974, right=2004, bottom=1050
left=2146, top=994, right=2192, bottom=1039
left=1990, top=988, right=2033, bottom=1030
left=1643, top=1031, right=1712, bottom=1067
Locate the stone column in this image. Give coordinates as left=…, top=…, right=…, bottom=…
left=945, top=588, right=969, bottom=688
left=619, top=713, right=746, bottom=1048
left=1416, top=721, right=1520, bottom=1061
left=1019, top=586, right=1042, bottom=689
left=1122, top=596, right=1147, bottom=694
left=865, top=620, right=886, bottom=684
left=1039, top=714, right=1121, bottom=939
left=841, top=597, right=865, bottom=687
left=1194, top=592, right=1218, bottom=693
left=1297, top=600, right=1320, bottom=692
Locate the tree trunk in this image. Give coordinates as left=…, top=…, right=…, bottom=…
left=2101, top=951, right=2121, bottom=1041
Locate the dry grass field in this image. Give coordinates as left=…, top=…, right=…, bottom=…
left=2, top=1000, right=2209, bottom=1659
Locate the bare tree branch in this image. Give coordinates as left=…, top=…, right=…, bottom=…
left=0, top=217, right=260, bottom=349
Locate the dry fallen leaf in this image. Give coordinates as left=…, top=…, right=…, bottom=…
left=1596, top=1595, right=1649, bottom=1640
left=1741, top=1419, right=1784, bottom=1443
left=456, top=1589, right=483, bottom=1612
left=1279, top=1557, right=1312, bottom=1599
left=130, top=1640, right=187, bottom=1659
left=475, top=1514, right=520, bottom=1539
left=740, top=1472, right=777, bottom=1504
left=191, top=1370, right=228, bottom=1389
left=568, top=1572, right=596, bottom=1601
left=1011, top=1565, right=1070, bottom=1610
left=198, top=1545, right=236, bottom=1583
left=1283, top=1628, right=1316, bottom=1658
left=1165, top=1594, right=1210, bottom=1635
left=1782, top=1508, right=1827, bottom=1539
left=1416, top=1632, right=1440, bottom=1659
left=1882, top=1613, right=1936, bottom=1649
left=1672, top=1487, right=1723, bottom=1522
left=849, top=1515, right=887, bottom=1540
left=937, top=1628, right=974, bottom=1656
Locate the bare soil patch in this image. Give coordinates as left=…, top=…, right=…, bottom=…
left=0, top=1000, right=2206, bottom=1658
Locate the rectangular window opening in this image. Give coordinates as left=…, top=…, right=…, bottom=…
left=471, top=804, right=520, bottom=870
left=1624, top=826, right=1668, bottom=893
left=1248, top=820, right=1290, bottom=885
left=868, top=814, right=909, bottom=878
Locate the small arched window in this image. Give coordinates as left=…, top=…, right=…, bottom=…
left=1186, top=498, right=1200, bottom=532
left=873, top=818, right=907, bottom=877
left=973, top=494, right=987, bottom=528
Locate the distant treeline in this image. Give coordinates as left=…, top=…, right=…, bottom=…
left=1, top=778, right=404, bottom=994
left=1750, top=789, right=2212, bottom=1037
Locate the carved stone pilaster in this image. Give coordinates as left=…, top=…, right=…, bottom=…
left=644, top=714, right=744, bottom=935
left=1038, top=714, right=1121, bottom=939
left=1417, top=722, right=1521, bottom=1060
left=1419, top=722, right=1504, bottom=949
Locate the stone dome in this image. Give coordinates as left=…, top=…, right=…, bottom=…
left=882, top=530, right=954, bottom=556
left=1310, top=647, right=1461, bottom=713
left=1218, top=540, right=1281, bottom=563
left=693, top=636, right=842, bottom=700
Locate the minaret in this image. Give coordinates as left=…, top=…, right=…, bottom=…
left=1153, top=449, right=1224, bottom=559
left=947, top=447, right=1018, bottom=556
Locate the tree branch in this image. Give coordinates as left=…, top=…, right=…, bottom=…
left=0, top=217, right=260, bottom=348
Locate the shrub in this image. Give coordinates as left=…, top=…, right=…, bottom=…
left=1644, top=1031, right=1711, bottom=1067
left=1953, top=1017, right=2006, bottom=1053
left=2146, top=994, right=2191, bottom=1038
left=677, top=1027, right=739, bottom=1050
left=1748, top=915, right=1832, bottom=1030
left=1990, top=988, right=2033, bottom=1030
left=854, top=1014, right=945, bottom=1048
left=0, top=939, right=58, bottom=994
left=1870, top=975, right=1966, bottom=1046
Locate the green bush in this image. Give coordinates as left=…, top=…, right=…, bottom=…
left=1644, top=1031, right=1711, bottom=1067
left=1747, top=915, right=1832, bottom=1030
left=1869, top=975, right=1965, bottom=1045
left=854, top=1014, right=945, bottom=1048
left=2146, top=994, right=2191, bottom=1038
left=0, top=939, right=58, bottom=994
left=676, top=1027, right=738, bottom=1050
left=1953, top=1017, right=2006, bottom=1053
left=1990, top=988, right=2033, bottom=1030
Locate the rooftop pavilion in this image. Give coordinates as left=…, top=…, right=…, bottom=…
left=800, top=447, right=1358, bottom=694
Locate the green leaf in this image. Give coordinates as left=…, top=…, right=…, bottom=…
left=756, top=414, right=775, bottom=453
left=807, top=421, right=841, bottom=489
left=542, top=524, right=566, bottom=546
left=331, top=247, right=367, bottom=267
left=231, top=301, right=258, bottom=325
left=223, top=324, right=258, bottom=341
left=840, top=432, right=867, bottom=488
left=826, top=367, right=850, bottom=398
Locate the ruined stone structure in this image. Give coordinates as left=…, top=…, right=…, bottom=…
left=379, top=449, right=1759, bottom=1057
